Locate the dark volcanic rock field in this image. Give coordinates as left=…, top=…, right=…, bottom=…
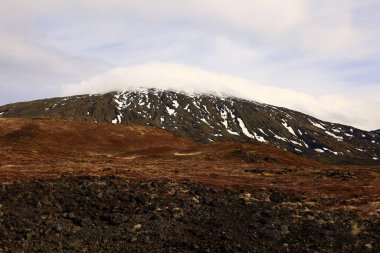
left=0, top=176, right=379, bottom=252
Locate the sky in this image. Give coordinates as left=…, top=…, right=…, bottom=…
left=0, top=0, right=380, bottom=130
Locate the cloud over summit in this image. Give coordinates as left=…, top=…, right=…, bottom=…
left=62, top=62, right=380, bottom=131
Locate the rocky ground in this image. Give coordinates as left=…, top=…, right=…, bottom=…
left=1, top=119, right=379, bottom=252
left=0, top=176, right=379, bottom=252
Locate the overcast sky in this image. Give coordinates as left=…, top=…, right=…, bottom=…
left=1, top=1, right=380, bottom=130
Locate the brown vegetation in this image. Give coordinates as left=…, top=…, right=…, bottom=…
left=1, top=118, right=379, bottom=215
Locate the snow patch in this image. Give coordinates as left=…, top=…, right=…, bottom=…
left=269, top=129, right=288, bottom=142
left=258, top=128, right=268, bottom=136
left=173, top=100, right=179, bottom=108
left=252, top=131, right=267, bottom=143
left=274, top=135, right=288, bottom=142
left=309, top=119, right=326, bottom=130
left=138, top=98, right=145, bottom=106
left=281, top=121, right=297, bottom=136
left=325, top=131, right=344, bottom=141
left=315, top=148, right=325, bottom=153
left=166, top=106, right=176, bottom=115
left=192, top=101, right=200, bottom=109
left=331, top=128, right=341, bottom=133
left=114, top=92, right=132, bottom=111
left=237, top=118, right=255, bottom=139
left=203, top=105, right=210, bottom=114
left=290, top=140, right=302, bottom=146
left=227, top=130, right=239, bottom=136
left=322, top=147, right=338, bottom=155
left=200, top=118, right=209, bottom=125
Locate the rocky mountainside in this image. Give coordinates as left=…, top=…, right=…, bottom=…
left=0, top=88, right=379, bottom=164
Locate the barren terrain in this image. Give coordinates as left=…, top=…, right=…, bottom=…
left=0, top=118, right=379, bottom=252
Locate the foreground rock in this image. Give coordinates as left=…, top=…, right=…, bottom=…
left=0, top=176, right=379, bottom=252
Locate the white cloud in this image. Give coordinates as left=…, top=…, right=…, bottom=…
left=0, top=32, right=109, bottom=104
left=0, top=0, right=370, bottom=56
left=0, top=36, right=97, bottom=76
left=0, top=0, right=379, bottom=129
left=62, top=62, right=380, bottom=130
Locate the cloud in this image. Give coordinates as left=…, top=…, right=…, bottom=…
left=62, top=62, right=380, bottom=130
left=0, top=1, right=379, bottom=129
left=0, top=0, right=373, bottom=56
left=0, top=33, right=109, bottom=104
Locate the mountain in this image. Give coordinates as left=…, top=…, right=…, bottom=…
left=0, top=88, right=379, bottom=164
left=372, top=129, right=380, bottom=135
left=0, top=117, right=319, bottom=182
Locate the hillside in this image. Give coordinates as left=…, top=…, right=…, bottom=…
left=0, top=118, right=379, bottom=210
left=0, top=89, right=379, bottom=164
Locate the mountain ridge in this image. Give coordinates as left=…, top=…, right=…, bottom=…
left=0, top=88, right=379, bottom=164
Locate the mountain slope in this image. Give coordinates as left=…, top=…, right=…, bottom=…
left=0, top=117, right=320, bottom=181
left=0, top=89, right=379, bottom=164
